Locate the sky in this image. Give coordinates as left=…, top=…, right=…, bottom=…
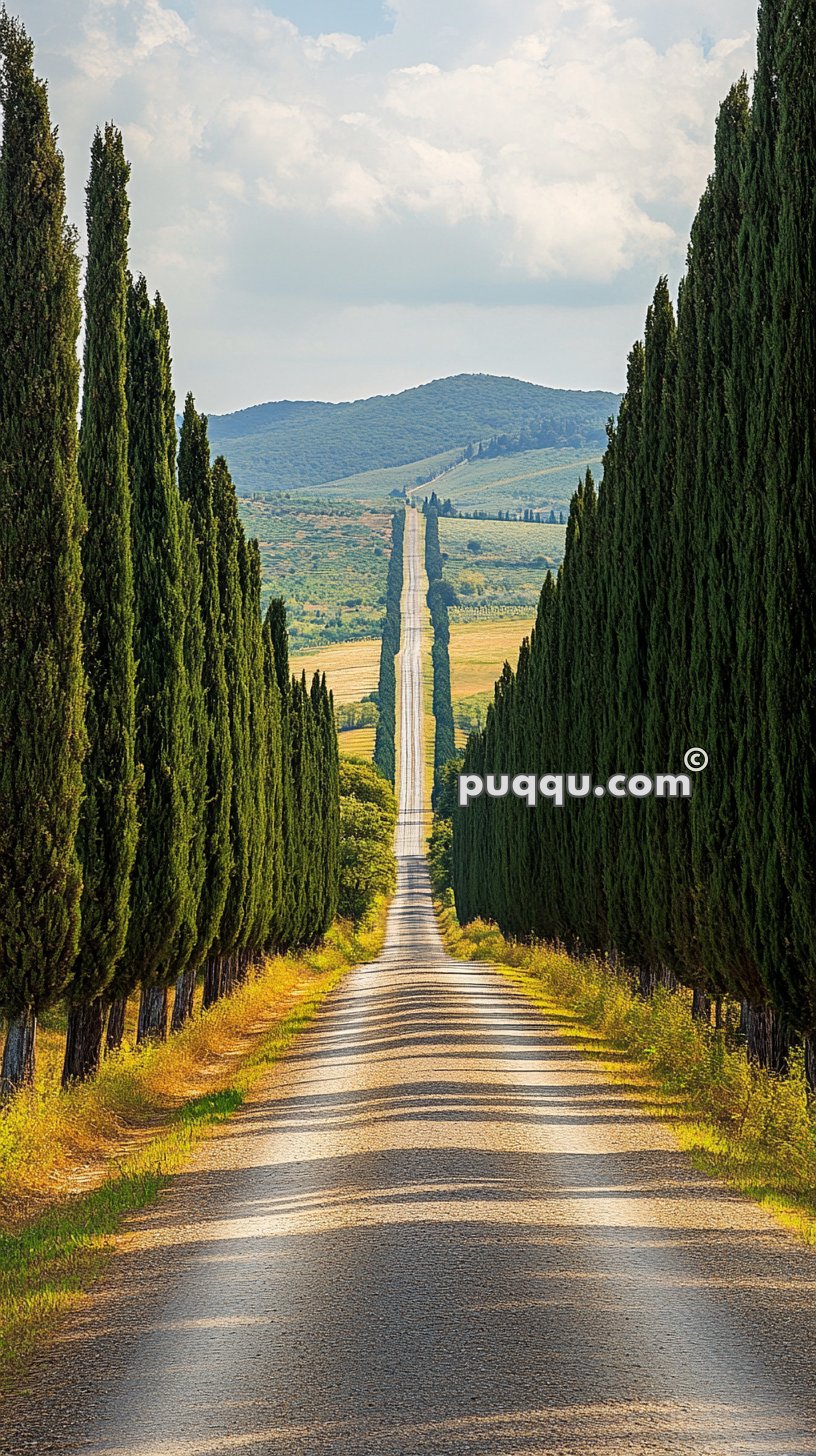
left=12, top=0, right=759, bottom=413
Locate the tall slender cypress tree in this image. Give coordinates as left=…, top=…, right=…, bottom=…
left=260, top=607, right=284, bottom=956
left=0, top=14, right=86, bottom=1090
left=62, top=126, right=138, bottom=1085
left=107, top=276, right=189, bottom=1048
left=237, top=535, right=269, bottom=975
left=172, top=397, right=232, bottom=1030
left=206, top=455, right=251, bottom=1004
left=763, top=0, right=816, bottom=1033
left=164, top=496, right=208, bottom=1033
left=267, top=599, right=296, bottom=949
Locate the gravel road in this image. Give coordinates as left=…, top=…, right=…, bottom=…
left=4, top=505, right=816, bottom=1456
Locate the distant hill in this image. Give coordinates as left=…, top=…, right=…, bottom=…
left=206, top=374, right=619, bottom=494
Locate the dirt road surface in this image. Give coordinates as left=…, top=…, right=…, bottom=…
left=4, top=504, right=816, bottom=1455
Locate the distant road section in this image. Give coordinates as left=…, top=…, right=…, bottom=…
left=396, top=506, right=427, bottom=856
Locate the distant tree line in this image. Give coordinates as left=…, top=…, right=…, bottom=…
left=472, top=418, right=607, bottom=459
left=0, top=16, right=340, bottom=1092
left=424, top=507, right=457, bottom=806
left=336, top=698, right=379, bottom=733
left=451, top=1, right=816, bottom=1072
left=373, top=510, right=405, bottom=785
left=421, top=491, right=457, bottom=517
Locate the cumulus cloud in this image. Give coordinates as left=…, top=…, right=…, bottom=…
left=13, top=0, right=759, bottom=405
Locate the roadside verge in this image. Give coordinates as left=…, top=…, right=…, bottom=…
left=439, top=903, right=816, bottom=1247
left=0, top=906, right=387, bottom=1387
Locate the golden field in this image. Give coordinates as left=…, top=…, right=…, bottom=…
left=291, top=637, right=380, bottom=706
left=338, top=726, right=376, bottom=760
left=450, top=617, right=534, bottom=698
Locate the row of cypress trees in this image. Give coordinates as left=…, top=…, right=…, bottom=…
left=452, top=0, right=815, bottom=1062
left=0, top=13, right=340, bottom=1091
left=373, top=510, right=405, bottom=785
left=424, top=506, right=456, bottom=805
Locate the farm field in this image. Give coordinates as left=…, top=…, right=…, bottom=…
left=449, top=617, right=535, bottom=746
left=337, top=726, right=376, bottom=760
left=290, top=637, right=380, bottom=705
left=237, top=497, right=392, bottom=651
left=291, top=638, right=381, bottom=762
left=439, top=515, right=565, bottom=623
left=299, top=449, right=464, bottom=505
left=421, top=446, right=604, bottom=518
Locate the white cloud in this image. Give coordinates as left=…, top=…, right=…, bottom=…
left=15, top=0, right=760, bottom=404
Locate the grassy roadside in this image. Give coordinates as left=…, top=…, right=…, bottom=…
left=439, top=904, right=816, bottom=1246
left=0, top=908, right=386, bottom=1385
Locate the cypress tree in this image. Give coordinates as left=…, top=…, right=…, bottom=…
left=267, top=598, right=297, bottom=949
left=636, top=280, right=677, bottom=983
left=205, top=455, right=251, bottom=1004
left=688, top=85, right=761, bottom=1011
left=312, top=672, right=340, bottom=938
left=733, top=0, right=793, bottom=1064
left=763, top=0, right=816, bottom=1033
left=134, top=288, right=195, bottom=1044
left=172, top=397, right=232, bottom=1031
left=373, top=510, right=405, bottom=785
left=62, top=125, right=138, bottom=1085
left=600, top=343, right=646, bottom=974
left=260, top=607, right=284, bottom=955
left=0, top=14, right=86, bottom=1090
left=165, top=496, right=208, bottom=1032
left=237, top=535, right=268, bottom=975
left=107, top=276, right=189, bottom=1048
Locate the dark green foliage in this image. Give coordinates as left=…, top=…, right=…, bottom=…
left=338, top=758, right=396, bottom=924
left=267, top=598, right=290, bottom=699
left=0, top=19, right=348, bottom=1075
left=0, top=13, right=86, bottom=1082
left=239, top=536, right=270, bottom=959
left=177, top=398, right=233, bottom=973
left=211, top=456, right=252, bottom=967
left=452, top=3, right=816, bottom=1055
left=115, top=277, right=190, bottom=1001
left=373, top=510, right=405, bottom=784
left=207, top=374, right=620, bottom=494
left=62, top=126, right=138, bottom=1083
left=762, top=0, right=816, bottom=1030
left=425, top=508, right=457, bottom=804
left=171, top=500, right=208, bottom=978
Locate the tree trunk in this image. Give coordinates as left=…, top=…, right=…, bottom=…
left=742, top=1001, right=794, bottom=1073
left=202, top=955, right=224, bottom=1009
left=1, top=1008, right=37, bottom=1095
left=137, top=983, right=168, bottom=1044
left=170, top=966, right=197, bottom=1034
left=62, top=997, right=105, bottom=1086
left=638, top=963, right=678, bottom=997
left=691, top=985, right=712, bottom=1024
left=106, top=994, right=127, bottom=1052
left=804, top=1037, right=816, bottom=1097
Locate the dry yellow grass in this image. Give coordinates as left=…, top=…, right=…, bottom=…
left=291, top=637, right=380, bottom=705
left=338, top=726, right=376, bottom=760
left=0, top=915, right=386, bottom=1231
left=449, top=617, right=534, bottom=700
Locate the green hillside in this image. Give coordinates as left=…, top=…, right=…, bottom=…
left=207, top=374, right=619, bottom=494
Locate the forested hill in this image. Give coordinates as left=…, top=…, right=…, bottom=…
left=207, top=374, right=619, bottom=493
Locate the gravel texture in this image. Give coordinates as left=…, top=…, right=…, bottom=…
left=3, top=506, right=816, bottom=1455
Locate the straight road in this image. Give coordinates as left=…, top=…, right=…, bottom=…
left=5, top=505, right=816, bottom=1455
